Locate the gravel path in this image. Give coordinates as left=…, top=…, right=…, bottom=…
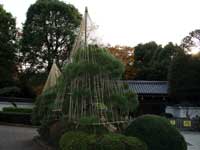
left=181, top=131, right=200, bottom=150
left=0, top=125, right=43, bottom=150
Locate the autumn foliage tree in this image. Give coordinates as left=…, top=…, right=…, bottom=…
left=108, top=46, right=136, bottom=80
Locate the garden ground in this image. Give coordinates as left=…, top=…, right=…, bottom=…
left=0, top=125, right=42, bottom=150
left=181, top=131, right=200, bottom=150
left=0, top=124, right=199, bottom=150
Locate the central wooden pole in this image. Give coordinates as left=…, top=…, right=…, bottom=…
left=85, top=7, right=88, bottom=48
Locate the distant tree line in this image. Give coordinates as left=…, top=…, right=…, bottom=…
left=109, top=41, right=200, bottom=104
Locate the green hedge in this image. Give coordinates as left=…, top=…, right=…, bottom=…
left=124, top=115, right=187, bottom=150
left=2, top=107, right=33, bottom=114
left=0, top=112, right=31, bottom=124
left=59, top=131, right=94, bottom=150
left=59, top=132, right=147, bottom=150
left=95, top=133, right=147, bottom=150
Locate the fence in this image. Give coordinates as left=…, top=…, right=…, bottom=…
left=169, top=118, right=200, bottom=131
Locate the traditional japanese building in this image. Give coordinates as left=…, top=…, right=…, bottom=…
left=126, top=80, right=168, bottom=115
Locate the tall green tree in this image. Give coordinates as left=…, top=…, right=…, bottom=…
left=151, top=42, right=184, bottom=80
left=133, top=42, right=161, bottom=80
left=133, top=42, right=184, bottom=80
left=21, top=0, right=81, bottom=73
left=168, top=52, right=200, bottom=103
left=0, top=5, right=17, bottom=88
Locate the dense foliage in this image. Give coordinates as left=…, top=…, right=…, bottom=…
left=95, top=133, right=147, bottom=150
left=59, top=131, right=94, bottom=150
left=0, top=5, right=17, bottom=88
left=0, top=84, right=36, bottom=98
left=0, top=86, right=20, bottom=96
left=64, top=47, right=125, bottom=79
left=59, top=132, right=147, bottom=150
left=124, top=115, right=187, bottom=150
left=168, top=52, right=200, bottom=103
left=134, top=42, right=183, bottom=80
left=32, top=86, right=57, bottom=125
left=2, top=107, right=32, bottom=114
left=21, top=0, right=81, bottom=73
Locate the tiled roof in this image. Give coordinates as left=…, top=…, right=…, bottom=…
left=125, top=80, right=168, bottom=95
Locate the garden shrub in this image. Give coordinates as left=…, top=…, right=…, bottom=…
left=0, top=111, right=31, bottom=124
left=77, top=116, right=109, bottom=135
left=124, top=115, right=187, bottom=150
left=95, top=133, right=147, bottom=150
left=59, top=132, right=147, bottom=150
left=38, top=117, right=55, bottom=140
left=49, top=119, right=76, bottom=146
left=2, top=107, right=32, bottom=114
left=59, top=131, right=96, bottom=150
left=32, top=86, right=58, bottom=140
left=31, top=86, right=56, bottom=125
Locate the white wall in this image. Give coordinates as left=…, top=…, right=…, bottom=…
left=0, top=102, right=34, bottom=111
left=166, top=106, right=200, bottom=119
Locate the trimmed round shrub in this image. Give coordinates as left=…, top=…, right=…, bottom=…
left=95, top=134, right=147, bottom=150
left=59, top=131, right=95, bottom=150
left=59, top=132, right=147, bottom=150
left=124, top=115, right=187, bottom=150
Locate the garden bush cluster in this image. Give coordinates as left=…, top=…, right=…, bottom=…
left=59, top=132, right=147, bottom=150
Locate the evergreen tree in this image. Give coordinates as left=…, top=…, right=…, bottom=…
left=21, top=0, right=81, bottom=73
left=0, top=5, right=17, bottom=88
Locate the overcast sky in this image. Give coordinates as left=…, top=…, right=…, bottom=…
left=1, top=0, right=200, bottom=47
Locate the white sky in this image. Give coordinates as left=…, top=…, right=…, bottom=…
left=1, top=0, right=200, bottom=47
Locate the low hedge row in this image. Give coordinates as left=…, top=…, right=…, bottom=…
left=0, top=112, right=31, bottom=124
left=0, top=107, right=33, bottom=124
left=59, top=131, right=147, bottom=150
left=2, top=107, right=33, bottom=114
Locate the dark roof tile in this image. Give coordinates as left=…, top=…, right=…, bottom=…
left=124, top=80, right=168, bottom=94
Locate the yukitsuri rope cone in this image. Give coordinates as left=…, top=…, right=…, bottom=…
left=53, top=8, right=137, bottom=132
left=42, top=62, right=61, bottom=93
left=54, top=47, right=133, bottom=131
